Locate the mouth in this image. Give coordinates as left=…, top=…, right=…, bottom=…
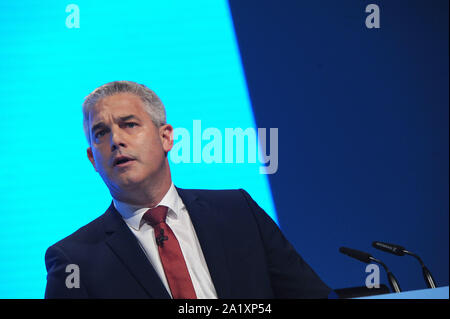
left=113, top=155, right=135, bottom=168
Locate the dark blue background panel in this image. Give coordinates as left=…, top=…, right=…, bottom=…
left=228, top=0, right=449, bottom=291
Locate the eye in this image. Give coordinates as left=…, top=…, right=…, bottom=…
left=95, top=130, right=107, bottom=138
left=124, top=122, right=138, bottom=128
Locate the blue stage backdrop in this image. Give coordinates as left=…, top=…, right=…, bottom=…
left=0, top=0, right=276, bottom=299
left=0, top=0, right=448, bottom=298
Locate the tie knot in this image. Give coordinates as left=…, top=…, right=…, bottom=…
left=143, top=206, right=168, bottom=226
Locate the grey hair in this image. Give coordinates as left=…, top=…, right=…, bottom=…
left=82, top=80, right=167, bottom=144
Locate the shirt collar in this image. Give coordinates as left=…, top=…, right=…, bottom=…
left=113, top=183, right=180, bottom=230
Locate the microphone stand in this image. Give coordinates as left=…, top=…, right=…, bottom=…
left=403, top=250, right=436, bottom=288
left=369, top=256, right=401, bottom=293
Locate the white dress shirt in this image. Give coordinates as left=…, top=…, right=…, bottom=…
left=113, top=183, right=218, bottom=299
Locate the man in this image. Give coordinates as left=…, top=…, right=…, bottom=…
left=45, top=80, right=332, bottom=298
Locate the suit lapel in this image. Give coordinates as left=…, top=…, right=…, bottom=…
left=101, top=203, right=171, bottom=299
left=177, top=188, right=232, bottom=298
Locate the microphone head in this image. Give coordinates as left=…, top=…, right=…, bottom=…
left=339, top=247, right=372, bottom=264
left=372, top=241, right=406, bottom=256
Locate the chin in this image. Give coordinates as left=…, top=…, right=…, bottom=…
left=104, top=172, right=141, bottom=190
left=116, top=177, right=145, bottom=189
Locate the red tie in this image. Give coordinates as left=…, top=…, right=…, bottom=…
left=143, top=206, right=197, bottom=299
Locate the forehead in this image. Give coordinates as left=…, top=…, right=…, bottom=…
left=89, top=93, right=148, bottom=123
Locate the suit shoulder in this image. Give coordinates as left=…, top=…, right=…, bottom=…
left=48, top=210, right=108, bottom=251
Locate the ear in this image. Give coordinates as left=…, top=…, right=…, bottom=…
left=87, top=147, right=98, bottom=172
left=159, top=124, right=174, bottom=153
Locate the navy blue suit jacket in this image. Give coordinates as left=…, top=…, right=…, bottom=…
left=45, top=188, right=331, bottom=298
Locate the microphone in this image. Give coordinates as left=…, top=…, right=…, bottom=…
left=372, top=241, right=436, bottom=288
left=339, top=247, right=401, bottom=293
left=156, top=229, right=168, bottom=247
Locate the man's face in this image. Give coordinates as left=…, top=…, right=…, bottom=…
left=87, top=93, right=173, bottom=193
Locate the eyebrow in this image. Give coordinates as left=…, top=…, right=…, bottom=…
left=118, top=115, right=139, bottom=122
left=91, top=122, right=107, bottom=134
left=91, top=115, right=140, bottom=134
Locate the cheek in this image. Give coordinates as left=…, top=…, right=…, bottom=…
left=92, top=149, right=110, bottom=169
left=140, top=142, right=165, bottom=164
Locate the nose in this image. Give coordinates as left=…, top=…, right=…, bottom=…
left=110, top=127, right=126, bottom=152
